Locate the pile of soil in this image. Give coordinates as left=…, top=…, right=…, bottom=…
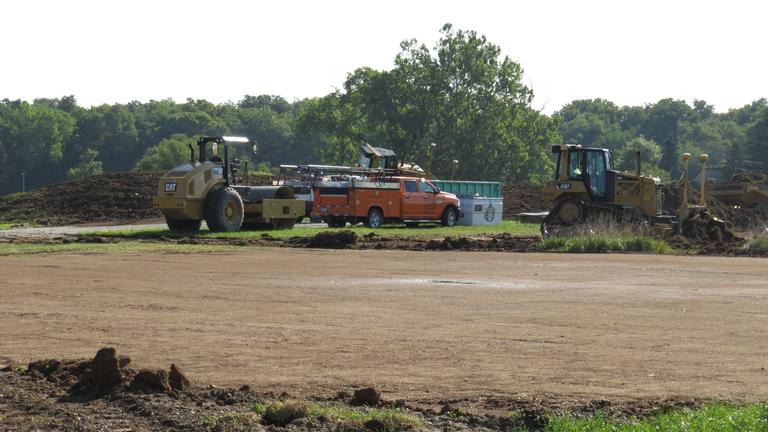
left=0, top=171, right=277, bottom=226
left=0, top=349, right=709, bottom=432
left=501, top=183, right=549, bottom=218
left=661, top=184, right=766, bottom=230
left=0, top=172, right=164, bottom=226
left=730, top=172, right=768, bottom=183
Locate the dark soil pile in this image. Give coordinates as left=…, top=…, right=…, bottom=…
left=1, top=349, right=710, bottom=431
left=0, top=171, right=277, bottom=226
left=502, top=183, right=549, bottom=219
left=730, top=172, right=768, bottom=183
left=0, top=172, right=163, bottom=226
left=661, top=184, right=766, bottom=230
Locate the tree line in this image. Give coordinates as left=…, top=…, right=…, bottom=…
left=0, top=24, right=766, bottom=196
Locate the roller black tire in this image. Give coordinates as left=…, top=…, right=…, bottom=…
left=204, top=187, right=244, bottom=232
left=441, top=206, right=458, bottom=227
left=271, top=218, right=296, bottom=230
left=166, top=218, right=202, bottom=232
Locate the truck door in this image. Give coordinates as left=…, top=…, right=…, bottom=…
left=419, top=180, right=439, bottom=218
left=401, top=180, right=425, bottom=219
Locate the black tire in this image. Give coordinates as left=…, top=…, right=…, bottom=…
left=366, top=208, right=384, bottom=228
left=204, top=187, right=244, bottom=232
left=271, top=218, right=296, bottom=230
left=326, top=217, right=346, bottom=228
left=166, top=218, right=202, bottom=232
left=441, top=206, right=458, bottom=227
left=296, top=216, right=305, bottom=224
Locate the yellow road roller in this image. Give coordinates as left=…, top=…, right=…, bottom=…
left=153, top=136, right=305, bottom=231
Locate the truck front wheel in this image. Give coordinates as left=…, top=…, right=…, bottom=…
left=366, top=208, right=384, bottom=228
left=441, top=207, right=458, bottom=227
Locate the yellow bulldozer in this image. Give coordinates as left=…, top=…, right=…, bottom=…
left=153, top=136, right=305, bottom=232
left=541, top=144, right=722, bottom=236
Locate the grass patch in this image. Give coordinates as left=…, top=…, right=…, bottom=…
left=744, top=226, right=768, bottom=252
left=543, top=404, right=768, bottom=432
left=259, top=400, right=423, bottom=431
left=746, top=238, right=768, bottom=251
left=0, top=241, right=238, bottom=256
left=538, top=235, right=671, bottom=253
left=247, top=401, right=267, bottom=415
left=200, top=411, right=259, bottom=431
left=88, top=219, right=539, bottom=240
left=0, top=223, right=14, bottom=230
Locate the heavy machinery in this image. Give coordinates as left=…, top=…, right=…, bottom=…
left=153, top=136, right=305, bottom=232
left=541, top=144, right=720, bottom=235
left=706, top=173, right=768, bottom=210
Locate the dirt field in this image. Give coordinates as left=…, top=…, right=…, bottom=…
left=2, top=249, right=767, bottom=408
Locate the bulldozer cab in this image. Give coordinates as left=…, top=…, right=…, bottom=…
left=554, top=144, right=612, bottom=200
left=359, top=143, right=398, bottom=171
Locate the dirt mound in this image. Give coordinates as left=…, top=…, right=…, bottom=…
left=730, top=172, right=768, bottom=183
left=0, top=172, right=163, bottom=226
left=0, top=171, right=278, bottom=226
left=502, top=183, right=549, bottom=218
left=661, top=184, right=766, bottom=230
left=306, top=230, right=358, bottom=248
left=25, top=347, right=191, bottom=398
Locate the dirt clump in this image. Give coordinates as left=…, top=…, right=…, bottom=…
left=352, top=387, right=381, bottom=406
left=307, top=230, right=357, bottom=249
left=262, top=400, right=309, bottom=426
left=131, top=369, right=171, bottom=393
left=169, top=363, right=191, bottom=391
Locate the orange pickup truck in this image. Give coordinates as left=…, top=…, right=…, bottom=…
left=312, top=176, right=462, bottom=228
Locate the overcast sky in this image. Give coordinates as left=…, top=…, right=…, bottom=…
left=1, top=0, right=766, bottom=113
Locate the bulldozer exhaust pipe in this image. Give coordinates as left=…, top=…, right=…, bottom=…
left=681, top=153, right=691, bottom=214
left=699, top=154, right=709, bottom=206
left=636, top=151, right=641, bottom=176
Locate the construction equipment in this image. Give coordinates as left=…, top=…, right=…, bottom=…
left=358, top=143, right=427, bottom=177
left=541, top=144, right=720, bottom=235
left=153, top=136, right=305, bottom=232
left=706, top=172, right=768, bottom=210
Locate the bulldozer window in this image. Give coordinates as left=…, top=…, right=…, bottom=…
left=585, top=150, right=607, bottom=197
left=568, top=151, right=582, bottom=178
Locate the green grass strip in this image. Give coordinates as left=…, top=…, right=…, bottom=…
left=538, top=235, right=671, bottom=253
left=542, top=403, right=768, bottom=432
left=88, top=220, right=540, bottom=240
left=0, top=241, right=238, bottom=256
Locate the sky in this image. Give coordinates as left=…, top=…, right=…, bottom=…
left=1, top=0, right=766, bottom=114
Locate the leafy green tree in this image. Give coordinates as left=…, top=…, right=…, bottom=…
left=641, top=99, right=693, bottom=175
left=67, top=148, right=103, bottom=180
left=745, top=108, right=768, bottom=171
left=614, top=136, right=670, bottom=181
left=134, top=134, right=195, bottom=171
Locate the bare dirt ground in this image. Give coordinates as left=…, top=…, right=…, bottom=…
left=1, top=249, right=768, bottom=410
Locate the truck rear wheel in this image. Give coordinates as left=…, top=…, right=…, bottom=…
left=441, top=206, right=457, bottom=227
left=205, top=187, right=244, bottom=232
left=366, top=208, right=384, bottom=228
left=166, top=218, right=201, bottom=232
